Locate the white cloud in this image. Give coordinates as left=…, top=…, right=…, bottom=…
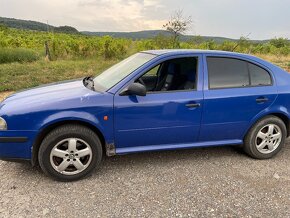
left=72, top=0, right=167, bottom=31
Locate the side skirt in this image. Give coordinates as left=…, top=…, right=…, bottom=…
left=115, top=139, right=243, bottom=155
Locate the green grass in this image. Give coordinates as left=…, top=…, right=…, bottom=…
left=0, top=58, right=118, bottom=92
left=0, top=48, right=39, bottom=64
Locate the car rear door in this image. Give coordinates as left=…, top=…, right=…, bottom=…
left=113, top=54, right=204, bottom=152
left=199, top=55, right=277, bottom=142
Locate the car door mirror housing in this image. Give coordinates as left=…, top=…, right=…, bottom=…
left=120, top=83, right=146, bottom=96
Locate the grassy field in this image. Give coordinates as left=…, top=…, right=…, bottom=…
left=258, top=54, right=290, bottom=71
left=0, top=54, right=289, bottom=93
left=0, top=57, right=118, bottom=92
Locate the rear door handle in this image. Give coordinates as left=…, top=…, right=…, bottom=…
left=256, top=97, right=269, bottom=103
left=186, top=103, right=201, bottom=108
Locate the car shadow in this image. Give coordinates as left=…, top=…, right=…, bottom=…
left=94, top=145, right=250, bottom=176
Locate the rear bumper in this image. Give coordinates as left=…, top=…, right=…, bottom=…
left=0, top=131, right=38, bottom=160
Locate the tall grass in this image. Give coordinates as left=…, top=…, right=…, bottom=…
left=0, top=48, right=39, bottom=64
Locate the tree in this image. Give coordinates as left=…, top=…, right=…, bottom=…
left=163, top=10, right=192, bottom=48
left=54, top=26, right=79, bottom=34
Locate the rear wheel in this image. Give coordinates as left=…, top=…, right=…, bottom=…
left=244, top=116, right=286, bottom=159
left=38, top=124, right=102, bottom=181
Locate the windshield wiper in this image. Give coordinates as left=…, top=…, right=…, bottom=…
left=83, top=76, right=95, bottom=91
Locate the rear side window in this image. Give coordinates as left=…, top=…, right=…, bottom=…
left=207, top=57, right=249, bottom=89
left=249, top=63, right=272, bottom=86
left=207, top=57, right=272, bottom=89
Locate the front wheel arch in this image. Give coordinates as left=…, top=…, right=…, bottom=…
left=32, top=120, right=106, bottom=166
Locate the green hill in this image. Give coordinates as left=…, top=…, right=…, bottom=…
left=82, top=30, right=238, bottom=43
left=0, top=17, right=79, bottom=34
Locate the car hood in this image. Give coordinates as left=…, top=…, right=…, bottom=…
left=2, top=79, right=94, bottom=104
left=0, top=79, right=106, bottom=115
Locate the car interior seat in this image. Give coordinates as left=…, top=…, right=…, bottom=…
left=161, top=63, right=180, bottom=91
left=180, top=69, right=196, bottom=90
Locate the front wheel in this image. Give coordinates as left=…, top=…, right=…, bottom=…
left=244, top=116, right=286, bottom=159
left=38, top=124, right=103, bottom=181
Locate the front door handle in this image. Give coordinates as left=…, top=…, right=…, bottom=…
left=256, top=97, right=269, bottom=103
left=186, top=103, right=201, bottom=108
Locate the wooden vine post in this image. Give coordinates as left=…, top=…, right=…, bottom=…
left=45, top=41, right=51, bottom=61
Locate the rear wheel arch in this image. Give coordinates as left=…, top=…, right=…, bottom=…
left=270, top=113, right=290, bottom=136
left=245, top=113, right=289, bottom=140
left=32, top=120, right=107, bottom=166
left=243, top=115, right=287, bottom=159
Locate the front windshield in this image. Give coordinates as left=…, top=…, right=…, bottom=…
left=94, top=53, right=156, bottom=91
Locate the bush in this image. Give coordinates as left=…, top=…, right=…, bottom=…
left=99, top=36, right=129, bottom=59
left=0, top=48, right=39, bottom=64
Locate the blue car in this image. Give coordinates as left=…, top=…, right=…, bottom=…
left=1, top=49, right=289, bottom=181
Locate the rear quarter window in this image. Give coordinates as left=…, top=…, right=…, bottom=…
left=248, top=63, right=272, bottom=86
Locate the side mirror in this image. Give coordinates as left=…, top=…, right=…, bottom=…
left=120, top=82, right=146, bottom=96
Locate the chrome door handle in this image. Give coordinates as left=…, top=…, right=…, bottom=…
left=256, top=97, right=269, bottom=103
left=186, top=103, right=201, bottom=108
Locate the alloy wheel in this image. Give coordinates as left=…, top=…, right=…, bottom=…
left=255, top=124, right=282, bottom=154
left=49, top=138, right=93, bottom=175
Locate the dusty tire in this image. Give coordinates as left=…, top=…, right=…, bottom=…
left=244, top=116, right=286, bottom=159
left=38, top=124, right=102, bottom=181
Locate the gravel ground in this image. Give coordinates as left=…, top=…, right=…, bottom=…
left=1, top=93, right=290, bottom=217
left=0, top=144, right=290, bottom=217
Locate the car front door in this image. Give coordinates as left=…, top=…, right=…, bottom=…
left=199, top=55, right=277, bottom=142
left=113, top=55, right=203, bottom=153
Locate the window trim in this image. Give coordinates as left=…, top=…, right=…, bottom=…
left=206, top=56, right=273, bottom=90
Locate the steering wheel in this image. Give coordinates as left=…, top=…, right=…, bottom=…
left=138, top=78, right=146, bottom=86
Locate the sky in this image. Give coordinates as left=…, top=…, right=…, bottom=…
left=0, top=0, right=289, bottom=40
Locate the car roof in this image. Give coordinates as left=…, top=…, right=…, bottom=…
left=141, top=49, right=279, bottom=70
left=142, top=49, right=249, bottom=57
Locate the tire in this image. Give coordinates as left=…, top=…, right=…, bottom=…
left=244, top=116, right=286, bottom=159
left=38, top=124, right=103, bottom=181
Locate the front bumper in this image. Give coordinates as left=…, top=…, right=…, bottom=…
left=0, top=130, right=38, bottom=160
left=0, top=137, right=28, bottom=143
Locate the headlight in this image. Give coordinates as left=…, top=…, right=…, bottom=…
left=0, top=117, right=7, bottom=130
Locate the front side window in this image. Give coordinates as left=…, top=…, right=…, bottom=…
left=94, top=53, right=156, bottom=91
left=137, top=57, right=198, bottom=92
left=207, top=57, right=272, bottom=89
